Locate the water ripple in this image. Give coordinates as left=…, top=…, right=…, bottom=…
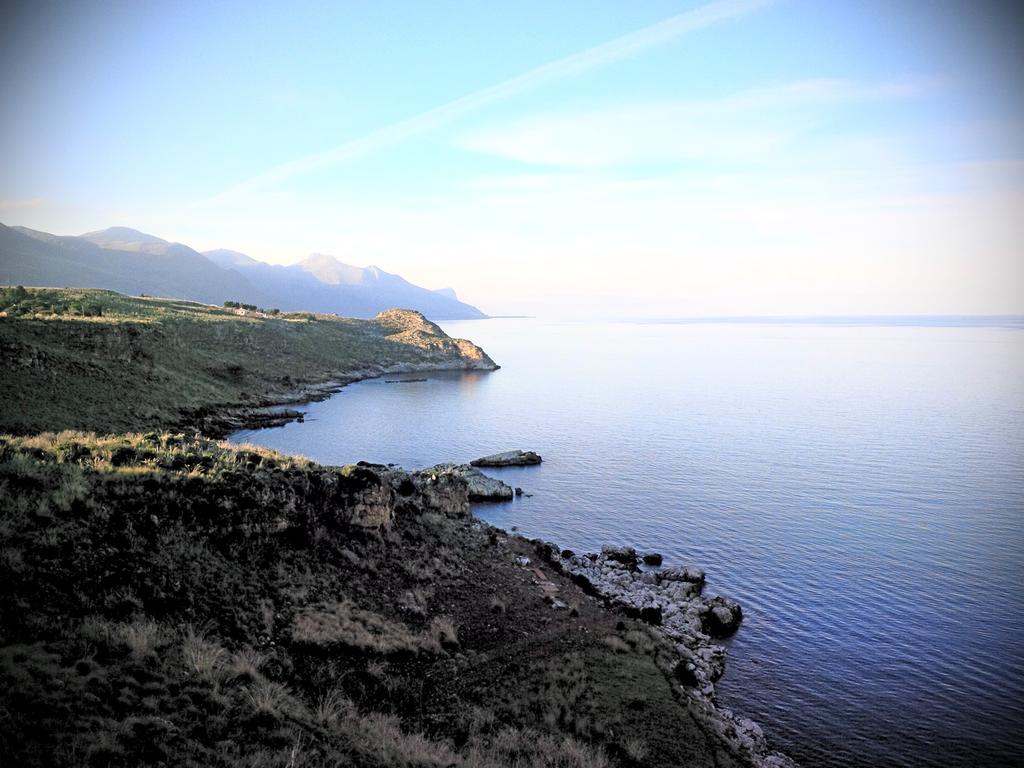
left=233, top=320, right=1024, bottom=768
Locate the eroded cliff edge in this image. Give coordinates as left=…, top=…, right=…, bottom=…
left=0, top=433, right=792, bottom=767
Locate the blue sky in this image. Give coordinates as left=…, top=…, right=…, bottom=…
left=1, top=0, right=1021, bottom=316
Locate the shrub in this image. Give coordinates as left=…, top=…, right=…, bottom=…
left=230, top=647, right=266, bottom=681
left=602, top=636, right=630, bottom=654
left=347, top=712, right=462, bottom=767
left=182, top=627, right=227, bottom=681
left=120, top=618, right=164, bottom=660
left=291, top=601, right=422, bottom=656
left=314, top=688, right=351, bottom=725
left=243, top=679, right=293, bottom=719
left=80, top=615, right=120, bottom=648
left=624, top=737, right=648, bottom=762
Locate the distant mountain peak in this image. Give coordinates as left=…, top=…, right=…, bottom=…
left=301, top=253, right=364, bottom=268
left=1, top=222, right=488, bottom=320
left=204, top=249, right=261, bottom=269
left=299, top=253, right=379, bottom=286
left=433, top=287, right=458, bottom=300
left=82, top=226, right=167, bottom=245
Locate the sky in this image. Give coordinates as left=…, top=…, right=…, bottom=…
left=1, top=0, right=1022, bottom=318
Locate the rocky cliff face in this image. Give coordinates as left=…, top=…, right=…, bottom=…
left=0, top=432, right=791, bottom=768
left=375, top=308, right=497, bottom=371
left=314, top=461, right=472, bottom=532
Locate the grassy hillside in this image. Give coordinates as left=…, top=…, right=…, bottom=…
left=0, top=432, right=750, bottom=768
left=0, top=287, right=496, bottom=435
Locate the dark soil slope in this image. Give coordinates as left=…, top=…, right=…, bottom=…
left=0, top=433, right=754, bottom=768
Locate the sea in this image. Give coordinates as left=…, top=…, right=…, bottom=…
left=231, top=317, right=1024, bottom=768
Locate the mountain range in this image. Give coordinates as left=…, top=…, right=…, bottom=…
left=0, top=223, right=486, bottom=320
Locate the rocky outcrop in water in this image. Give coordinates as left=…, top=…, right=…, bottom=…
left=422, top=463, right=514, bottom=501
left=470, top=450, right=543, bottom=467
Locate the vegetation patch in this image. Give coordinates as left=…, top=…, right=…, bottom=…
left=0, top=287, right=495, bottom=435
left=0, top=432, right=753, bottom=767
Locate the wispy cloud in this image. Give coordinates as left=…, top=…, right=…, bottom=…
left=458, top=78, right=938, bottom=168
left=196, top=0, right=775, bottom=207
left=0, top=197, right=44, bottom=211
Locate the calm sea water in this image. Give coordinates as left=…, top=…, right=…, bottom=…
left=232, top=318, right=1024, bottom=768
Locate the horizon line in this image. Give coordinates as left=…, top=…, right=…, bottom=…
left=623, top=314, right=1024, bottom=327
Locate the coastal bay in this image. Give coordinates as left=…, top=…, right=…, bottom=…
left=5, top=3, right=1021, bottom=765
left=234, top=316, right=1024, bottom=768
left=0, top=290, right=791, bottom=767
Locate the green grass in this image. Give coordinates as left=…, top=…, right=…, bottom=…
left=0, top=287, right=495, bottom=435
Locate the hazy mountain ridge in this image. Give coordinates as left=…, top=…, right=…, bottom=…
left=1, top=224, right=268, bottom=307
left=0, top=223, right=487, bottom=320
left=213, top=249, right=487, bottom=319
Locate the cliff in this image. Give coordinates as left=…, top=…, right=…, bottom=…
left=0, top=288, right=794, bottom=767
left=0, top=433, right=788, bottom=767
left=0, top=287, right=496, bottom=435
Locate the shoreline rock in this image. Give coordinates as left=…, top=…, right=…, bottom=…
left=533, top=543, right=742, bottom=701
left=426, top=463, right=514, bottom=501
left=527, top=539, right=796, bottom=767
left=197, top=362, right=498, bottom=438
left=470, top=449, right=542, bottom=467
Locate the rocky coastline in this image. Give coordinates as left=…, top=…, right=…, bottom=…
left=221, top=407, right=793, bottom=765
left=427, top=463, right=516, bottom=501
left=0, top=291, right=500, bottom=437
left=380, top=455, right=793, bottom=766
left=1, top=290, right=795, bottom=766
left=188, top=349, right=796, bottom=767
left=186, top=359, right=500, bottom=438
left=530, top=542, right=794, bottom=767
left=311, top=456, right=795, bottom=766
left=418, top=449, right=794, bottom=766
left=1, top=433, right=793, bottom=766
